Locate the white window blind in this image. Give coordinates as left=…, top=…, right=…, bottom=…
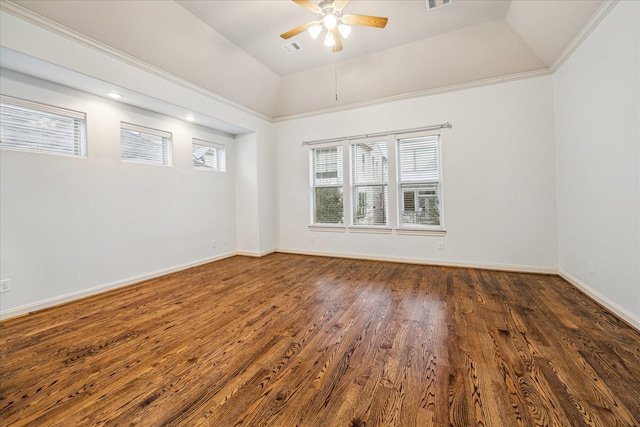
left=120, top=122, right=172, bottom=166
left=351, top=141, right=388, bottom=226
left=0, top=95, right=87, bottom=157
left=193, top=139, right=226, bottom=171
left=397, top=133, right=442, bottom=227
left=310, top=146, right=344, bottom=224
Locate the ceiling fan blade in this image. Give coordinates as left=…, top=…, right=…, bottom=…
left=280, top=21, right=316, bottom=39
left=331, top=28, right=343, bottom=52
left=333, top=0, right=350, bottom=11
left=293, top=0, right=322, bottom=14
left=342, top=14, right=388, bottom=28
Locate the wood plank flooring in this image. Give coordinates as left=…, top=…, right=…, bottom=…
left=1, top=253, right=639, bottom=426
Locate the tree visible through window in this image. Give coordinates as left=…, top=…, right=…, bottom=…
left=310, top=146, right=344, bottom=224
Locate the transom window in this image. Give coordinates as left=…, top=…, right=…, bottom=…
left=193, top=138, right=226, bottom=171
left=0, top=95, right=87, bottom=157
left=120, top=122, right=172, bottom=166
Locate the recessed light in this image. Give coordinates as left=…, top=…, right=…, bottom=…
left=185, top=116, right=196, bottom=122
left=106, top=92, right=123, bottom=99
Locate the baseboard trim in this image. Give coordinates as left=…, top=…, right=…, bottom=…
left=558, top=270, right=640, bottom=331
left=276, top=248, right=558, bottom=275
left=236, top=249, right=277, bottom=258
left=0, top=251, right=236, bottom=320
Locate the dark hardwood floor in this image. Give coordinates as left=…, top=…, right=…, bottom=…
left=1, top=253, right=639, bottom=426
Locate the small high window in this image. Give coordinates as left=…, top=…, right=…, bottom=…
left=120, top=122, right=172, bottom=166
left=192, top=139, right=226, bottom=171
left=0, top=95, right=87, bottom=157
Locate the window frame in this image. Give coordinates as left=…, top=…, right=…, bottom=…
left=192, top=138, right=226, bottom=172
left=396, top=130, right=445, bottom=235
left=350, top=139, right=391, bottom=231
left=0, top=95, right=88, bottom=158
left=120, top=122, right=173, bottom=167
left=306, top=127, right=446, bottom=236
left=309, top=144, right=346, bottom=229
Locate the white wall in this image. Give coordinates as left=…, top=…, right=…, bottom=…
left=275, top=76, right=558, bottom=272
left=553, top=0, right=640, bottom=327
left=0, top=70, right=237, bottom=316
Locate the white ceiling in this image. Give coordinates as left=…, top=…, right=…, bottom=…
left=4, top=0, right=606, bottom=119
left=177, top=0, right=513, bottom=76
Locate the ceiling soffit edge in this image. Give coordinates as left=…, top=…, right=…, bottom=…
left=547, top=0, right=618, bottom=72
left=1, top=0, right=620, bottom=122
left=0, top=0, right=271, bottom=122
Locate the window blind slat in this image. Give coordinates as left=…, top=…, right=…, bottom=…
left=397, top=134, right=442, bottom=227
left=352, top=141, right=388, bottom=226
left=0, top=99, right=87, bottom=157
left=120, top=123, right=172, bottom=166
left=192, top=139, right=225, bottom=171
left=310, top=146, right=344, bottom=224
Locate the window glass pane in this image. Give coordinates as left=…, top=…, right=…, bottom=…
left=398, top=134, right=442, bottom=227
left=311, top=145, right=344, bottom=225
left=353, top=185, right=388, bottom=226
left=314, top=187, right=344, bottom=224
left=400, top=183, right=441, bottom=226
left=352, top=141, right=388, bottom=226
left=352, top=141, right=388, bottom=184
left=0, top=99, right=87, bottom=157
left=193, top=139, right=225, bottom=171
left=121, top=123, right=172, bottom=166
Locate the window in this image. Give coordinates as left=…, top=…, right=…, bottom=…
left=120, top=122, right=172, bottom=166
left=351, top=141, right=388, bottom=226
left=0, top=95, right=87, bottom=157
left=307, top=125, right=447, bottom=234
left=310, top=146, right=344, bottom=224
left=397, top=133, right=442, bottom=228
left=193, top=139, right=226, bottom=171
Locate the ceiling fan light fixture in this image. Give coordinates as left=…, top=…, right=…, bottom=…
left=338, top=24, right=351, bottom=39
left=308, top=24, right=322, bottom=40
left=323, top=13, right=338, bottom=30
left=324, top=32, right=336, bottom=47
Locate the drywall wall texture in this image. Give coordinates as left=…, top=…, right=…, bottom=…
left=0, top=70, right=237, bottom=315
left=275, top=76, right=558, bottom=272
left=553, top=0, right=640, bottom=325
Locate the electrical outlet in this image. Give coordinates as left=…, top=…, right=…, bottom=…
left=0, top=279, right=10, bottom=293
left=211, top=240, right=216, bottom=248
left=589, top=261, right=595, bottom=274
left=437, top=241, right=444, bottom=250
left=223, top=239, right=228, bottom=246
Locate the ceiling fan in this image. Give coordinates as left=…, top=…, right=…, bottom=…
left=280, top=0, right=388, bottom=52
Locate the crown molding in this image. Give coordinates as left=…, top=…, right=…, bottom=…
left=273, top=68, right=551, bottom=122
left=0, top=0, right=272, bottom=123
left=548, top=0, right=619, bottom=73
left=1, top=0, right=619, bottom=123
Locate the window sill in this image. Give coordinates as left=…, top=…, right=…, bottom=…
left=348, top=226, right=393, bottom=234
left=308, top=225, right=347, bottom=233
left=396, top=227, right=447, bottom=236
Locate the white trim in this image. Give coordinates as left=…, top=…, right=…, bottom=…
left=558, top=270, right=640, bottom=332
left=308, top=225, right=347, bottom=232
left=0, top=0, right=271, bottom=123
left=277, top=248, right=557, bottom=275
left=348, top=226, right=393, bottom=234
left=236, top=249, right=277, bottom=257
left=274, top=69, right=551, bottom=122
left=548, top=0, right=619, bottom=72
left=396, top=228, right=446, bottom=236
left=0, top=251, right=236, bottom=320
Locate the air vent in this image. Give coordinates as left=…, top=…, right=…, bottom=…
left=426, top=0, right=453, bottom=11
left=281, top=42, right=303, bottom=54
